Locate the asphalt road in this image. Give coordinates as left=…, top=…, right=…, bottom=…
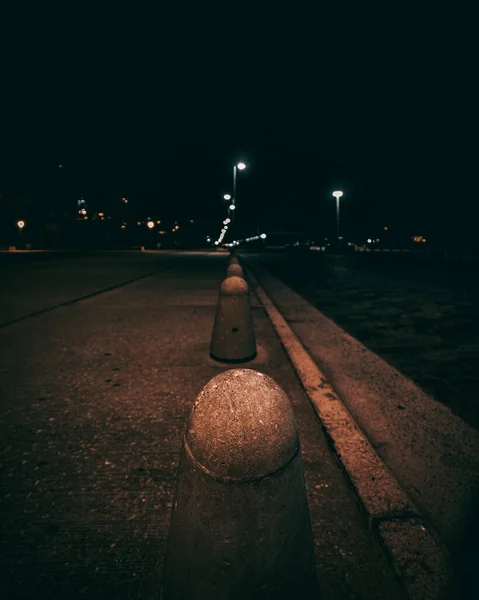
left=0, top=251, right=406, bottom=600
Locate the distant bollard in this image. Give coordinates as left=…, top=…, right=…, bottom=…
left=226, top=263, right=244, bottom=278
left=228, top=253, right=240, bottom=266
left=210, top=276, right=256, bottom=362
left=161, top=369, right=319, bottom=600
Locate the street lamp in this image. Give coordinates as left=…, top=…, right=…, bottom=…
left=17, top=220, right=26, bottom=231
left=146, top=220, right=155, bottom=229
left=224, top=194, right=231, bottom=201
left=232, top=162, right=246, bottom=221
left=332, top=191, right=343, bottom=243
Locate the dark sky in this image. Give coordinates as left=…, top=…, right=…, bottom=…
left=1, top=4, right=477, bottom=243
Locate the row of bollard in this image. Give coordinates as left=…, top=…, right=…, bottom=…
left=210, top=251, right=257, bottom=363
left=161, top=252, right=319, bottom=599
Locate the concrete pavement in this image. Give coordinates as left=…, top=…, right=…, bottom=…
left=0, top=251, right=406, bottom=599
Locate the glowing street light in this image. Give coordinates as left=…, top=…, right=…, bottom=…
left=232, top=162, right=247, bottom=222
left=147, top=220, right=155, bottom=229
left=17, top=220, right=25, bottom=230
left=229, top=204, right=235, bottom=211
left=332, top=191, right=343, bottom=243
left=224, top=194, right=231, bottom=201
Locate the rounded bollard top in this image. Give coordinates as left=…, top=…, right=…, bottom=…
left=226, top=263, right=244, bottom=278
left=186, top=369, right=299, bottom=481
left=219, top=275, right=248, bottom=296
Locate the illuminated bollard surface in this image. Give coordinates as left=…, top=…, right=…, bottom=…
left=210, top=276, right=256, bottom=363
left=226, top=263, right=244, bottom=278
left=161, top=369, right=319, bottom=600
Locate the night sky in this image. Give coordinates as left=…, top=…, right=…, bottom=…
left=1, top=4, right=477, bottom=244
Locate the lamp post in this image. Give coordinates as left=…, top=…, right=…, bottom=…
left=332, top=190, right=343, bottom=244
left=232, top=162, right=246, bottom=222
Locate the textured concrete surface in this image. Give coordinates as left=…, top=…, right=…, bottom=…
left=162, top=370, right=318, bottom=599
left=0, top=251, right=406, bottom=600
left=186, top=370, right=299, bottom=480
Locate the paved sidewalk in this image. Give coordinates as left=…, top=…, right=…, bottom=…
left=0, top=252, right=406, bottom=599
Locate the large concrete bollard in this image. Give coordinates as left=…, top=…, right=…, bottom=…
left=210, top=276, right=256, bottom=362
left=161, top=369, right=319, bottom=600
left=226, top=262, right=244, bottom=278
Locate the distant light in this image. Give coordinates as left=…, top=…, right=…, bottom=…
left=122, top=198, right=128, bottom=203
left=175, top=225, right=179, bottom=230
left=17, top=220, right=25, bottom=229
left=225, top=218, right=231, bottom=224
left=367, top=238, right=372, bottom=243
left=214, top=241, right=219, bottom=245
left=172, top=228, right=176, bottom=233
left=121, top=225, right=126, bottom=229
left=229, top=204, right=235, bottom=210
left=237, top=162, right=246, bottom=170
left=422, top=238, right=427, bottom=243
left=384, top=226, right=388, bottom=231
left=376, top=239, right=380, bottom=242
left=58, top=164, right=64, bottom=169
left=260, top=233, right=267, bottom=239
left=206, top=237, right=211, bottom=242
left=137, top=221, right=141, bottom=226
left=332, top=190, right=343, bottom=198
left=224, top=225, right=228, bottom=230
left=147, top=221, right=155, bottom=229
left=224, top=194, right=232, bottom=200
left=80, top=209, right=87, bottom=215
left=98, top=212, right=104, bottom=217
left=189, top=219, right=194, bottom=223
left=157, top=220, right=161, bottom=224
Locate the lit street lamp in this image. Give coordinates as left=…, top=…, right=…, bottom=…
left=232, top=162, right=246, bottom=221
left=224, top=194, right=231, bottom=201
left=332, top=191, right=343, bottom=243
left=17, top=220, right=26, bottom=231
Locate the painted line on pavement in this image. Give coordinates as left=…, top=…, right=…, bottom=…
left=246, top=265, right=451, bottom=600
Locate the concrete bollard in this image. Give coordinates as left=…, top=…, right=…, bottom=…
left=161, top=369, right=319, bottom=600
left=210, top=276, right=256, bottom=362
left=226, top=262, right=244, bottom=278
left=228, top=253, right=240, bottom=266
